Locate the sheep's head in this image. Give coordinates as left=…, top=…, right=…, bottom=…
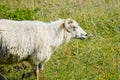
left=64, top=18, right=87, bottom=40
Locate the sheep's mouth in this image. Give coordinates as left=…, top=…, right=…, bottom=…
left=79, top=35, right=87, bottom=40
left=73, top=36, right=87, bottom=40
left=80, top=37, right=87, bottom=40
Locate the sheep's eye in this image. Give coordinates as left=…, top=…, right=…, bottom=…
left=72, top=26, right=77, bottom=31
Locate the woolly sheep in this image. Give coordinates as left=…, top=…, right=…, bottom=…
left=0, top=18, right=87, bottom=80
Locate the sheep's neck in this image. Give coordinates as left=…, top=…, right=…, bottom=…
left=49, top=21, right=70, bottom=52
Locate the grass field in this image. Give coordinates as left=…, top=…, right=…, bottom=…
left=0, top=0, right=120, bottom=80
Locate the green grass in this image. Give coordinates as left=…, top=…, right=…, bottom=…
left=0, top=0, right=120, bottom=80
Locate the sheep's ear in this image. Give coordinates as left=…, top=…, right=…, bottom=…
left=64, top=18, right=73, bottom=32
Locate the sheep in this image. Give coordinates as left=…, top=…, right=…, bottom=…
left=0, top=18, right=87, bottom=80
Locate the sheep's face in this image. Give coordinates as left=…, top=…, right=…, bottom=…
left=64, top=19, right=87, bottom=40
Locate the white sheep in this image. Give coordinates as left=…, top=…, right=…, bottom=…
left=0, top=18, right=87, bottom=80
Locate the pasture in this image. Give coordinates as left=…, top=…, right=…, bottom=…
left=0, top=0, right=120, bottom=80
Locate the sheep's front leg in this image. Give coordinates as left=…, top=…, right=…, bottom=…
left=38, top=63, right=44, bottom=71
left=35, top=63, right=44, bottom=80
left=36, top=65, right=39, bottom=80
left=22, top=63, right=43, bottom=80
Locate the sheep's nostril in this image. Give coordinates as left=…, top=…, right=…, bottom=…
left=85, top=34, right=88, bottom=36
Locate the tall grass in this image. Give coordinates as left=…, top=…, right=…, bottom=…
left=0, top=0, right=120, bottom=80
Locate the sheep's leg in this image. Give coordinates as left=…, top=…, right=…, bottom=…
left=32, top=63, right=43, bottom=80
left=22, top=72, right=33, bottom=79
left=22, top=65, right=36, bottom=79
left=36, top=65, right=39, bottom=80
left=22, top=63, right=44, bottom=79
left=39, top=63, right=44, bottom=71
